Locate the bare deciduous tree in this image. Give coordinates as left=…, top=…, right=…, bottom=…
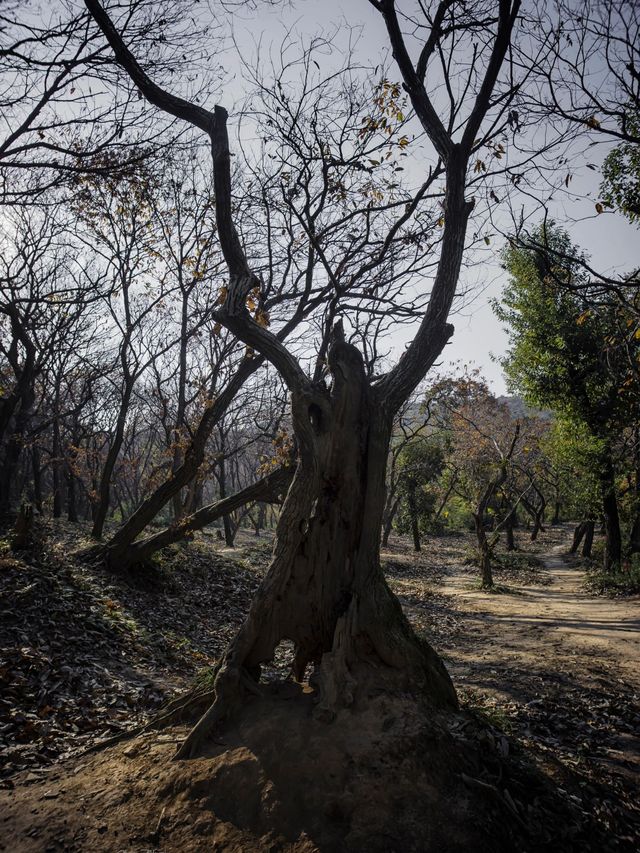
left=84, top=0, right=529, bottom=758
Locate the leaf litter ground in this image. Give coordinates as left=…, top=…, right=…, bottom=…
left=0, top=521, right=638, bottom=850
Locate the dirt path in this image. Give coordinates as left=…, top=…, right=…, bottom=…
left=432, top=544, right=640, bottom=829
left=439, top=548, right=640, bottom=694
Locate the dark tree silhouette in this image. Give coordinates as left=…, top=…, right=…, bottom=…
left=85, top=0, right=522, bottom=758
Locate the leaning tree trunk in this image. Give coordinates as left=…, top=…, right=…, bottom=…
left=570, top=521, right=587, bottom=554
left=522, top=494, right=544, bottom=542
left=581, top=519, right=595, bottom=558
left=91, top=381, right=133, bottom=540
left=600, top=455, right=622, bottom=571
left=176, top=338, right=457, bottom=759
left=381, top=495, right=400, bottom=547
left=504, top=507, right=516, bottom=552
left=81, top=466, right=292, bottom=571
left=89, top=357, right=261, bottom=568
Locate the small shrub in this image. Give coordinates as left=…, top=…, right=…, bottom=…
left=584, top=557, right=640, bottom=596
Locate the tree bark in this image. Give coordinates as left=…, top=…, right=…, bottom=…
left=31, top=446, right=43, bottom=514
left=434, top=474, right=457, bottom=523
left=407, top=484, right=421, bottom=552
left=505, top=508, right=516, bottom=552
left=581, top=520, right=594, bottom=558
left=251, top=503, right=266, bottom=537
left=217, top=455, right=235, bottom=547
left=171, top=289, right=190, bottom=521
left=600, top=454, right=622, bottom=571
left=90, top=465, right=293, bottom=570
left=522, top=494, right=545, bottom=541
left=470, top=447, right=518, bottom=591
left=628, top=439, right=640, bottom=554
left=83, top=0, right=520, bottom=763
left=95, top=357, right=261, bottom=564
left=0, top=382, right=36, bottom=516
left=381, top=495, right=400, bottom=547
left=66, top=466, right=78, bottom=522
left=570, top=521, right=587, bottom=554
left=474, top=512, right=494, bottom=589
left=629, top=514, right=640, bottom=555
left=530, top=487, right=546, bottom=541
left=10, top=503, right=33, bottom=550
left=176, top=335, right=457, bottom=760
left=91, top=380, right=133, bottom=539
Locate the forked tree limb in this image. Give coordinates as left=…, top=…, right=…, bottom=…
left=371, top=0, right=521, bottom=414
left=84, top=0, right=311, bottom=398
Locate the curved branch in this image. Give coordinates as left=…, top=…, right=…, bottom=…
left=84, top=0, right=310, bottom=394
left=375, top=0, right=453, bottom=162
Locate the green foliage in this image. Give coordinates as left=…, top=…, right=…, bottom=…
left=438, top=492, right=474, bottom=532
left=542, top=417, right=602, bottom=520
left=494, top=223, right=640, bottom=565
left=584, top=553, right=640, bottom=596
left=600, top=108, right=640, bottom=224
left=395, top=435, right=445, bottom=535
left=495, top=223, right=640, bottom=437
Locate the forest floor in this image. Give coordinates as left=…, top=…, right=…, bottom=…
left=0, top=522, right=638, bottom=850
left=384, top=529, right=640, bottom=847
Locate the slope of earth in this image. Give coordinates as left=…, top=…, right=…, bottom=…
left=1, top=687, right=557, bottom=853
left=0, top=521, right=638, bottom=851
left=0, top=521, right=269, bottom=779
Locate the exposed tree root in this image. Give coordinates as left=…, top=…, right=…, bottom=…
left=174, top=664, right=262, bottom=759
left=80, top=683, right=217, bottom=758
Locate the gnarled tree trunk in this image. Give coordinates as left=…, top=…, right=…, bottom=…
left=115, top=464, right=292, bottom=569
left=84, top=0, right=520, bottom=768
left=176, top=334, right=457, bottom=759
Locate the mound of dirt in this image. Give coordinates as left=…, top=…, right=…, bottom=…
left=0, top=681, right=598, bottom=853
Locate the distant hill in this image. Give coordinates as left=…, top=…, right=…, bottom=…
left=497, top=396, right=553, bottom=420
